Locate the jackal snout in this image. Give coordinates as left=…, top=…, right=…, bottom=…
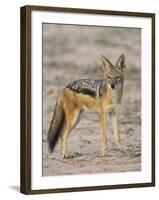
left=111, top=84, right=115, bottom=89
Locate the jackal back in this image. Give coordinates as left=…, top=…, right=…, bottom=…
left=66, top=79, right=107, bottom=98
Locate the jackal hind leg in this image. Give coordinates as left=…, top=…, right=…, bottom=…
left=61, top=109, right=81, bottom=159
left=100, top=111, right=107, bottom=156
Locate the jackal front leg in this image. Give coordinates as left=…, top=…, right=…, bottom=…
left=110, top=112, right=122, bottom=148
left=100, top=111, right=107, bottom=156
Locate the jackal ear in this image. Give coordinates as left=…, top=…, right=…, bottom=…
left=116, top=54, right=126, bottom=71
left=101, top=55, right=112, bottom=73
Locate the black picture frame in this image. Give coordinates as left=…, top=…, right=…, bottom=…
left=20, top=5, right=155, bottom=194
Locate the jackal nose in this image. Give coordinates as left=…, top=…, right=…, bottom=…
left=111, top=84, right=115, bottom=89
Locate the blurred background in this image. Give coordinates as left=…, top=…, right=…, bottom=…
left=42, top=24, right=141, bottom=176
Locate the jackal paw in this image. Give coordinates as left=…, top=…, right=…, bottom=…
left=102, top=147, right=107, bottom=157
left=62, top=152, right=74, bottom=159
left=116, top=144, right=127, bottom=153
left=116, top=143, right=123, bottom=149
left=102, top=151, right=107, bottom=157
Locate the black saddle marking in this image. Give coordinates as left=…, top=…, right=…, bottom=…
left=66, top=79, right=106, bottom=97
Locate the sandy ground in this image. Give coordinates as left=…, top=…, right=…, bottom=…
left=42, top=24, right=141, bottom=176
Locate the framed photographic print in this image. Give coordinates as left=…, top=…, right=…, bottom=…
left=20, top=5, right=155, bottom=194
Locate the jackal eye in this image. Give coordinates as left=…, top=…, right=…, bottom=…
left=115, top=76, right=120, bottom=80
left=107, top=76, right=111, bottom=80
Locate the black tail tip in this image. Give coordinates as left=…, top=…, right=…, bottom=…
left=48, top=135, right=55, bottom=153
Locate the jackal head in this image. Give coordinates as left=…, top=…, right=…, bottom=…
left=101, top=54, right=126, bottom=90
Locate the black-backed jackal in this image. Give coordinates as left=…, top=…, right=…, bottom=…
left=48, top=55, right=126, bottom=158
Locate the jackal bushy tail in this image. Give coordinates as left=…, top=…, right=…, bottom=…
left=48, top=98, right=65, bottom=152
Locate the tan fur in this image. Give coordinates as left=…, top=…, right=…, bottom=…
left=48, top=55, right=126, bottom=158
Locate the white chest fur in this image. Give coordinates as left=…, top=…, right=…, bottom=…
left=107, top=82, right=122, bottom=104
left=106, top=104, right=119, bottom=114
